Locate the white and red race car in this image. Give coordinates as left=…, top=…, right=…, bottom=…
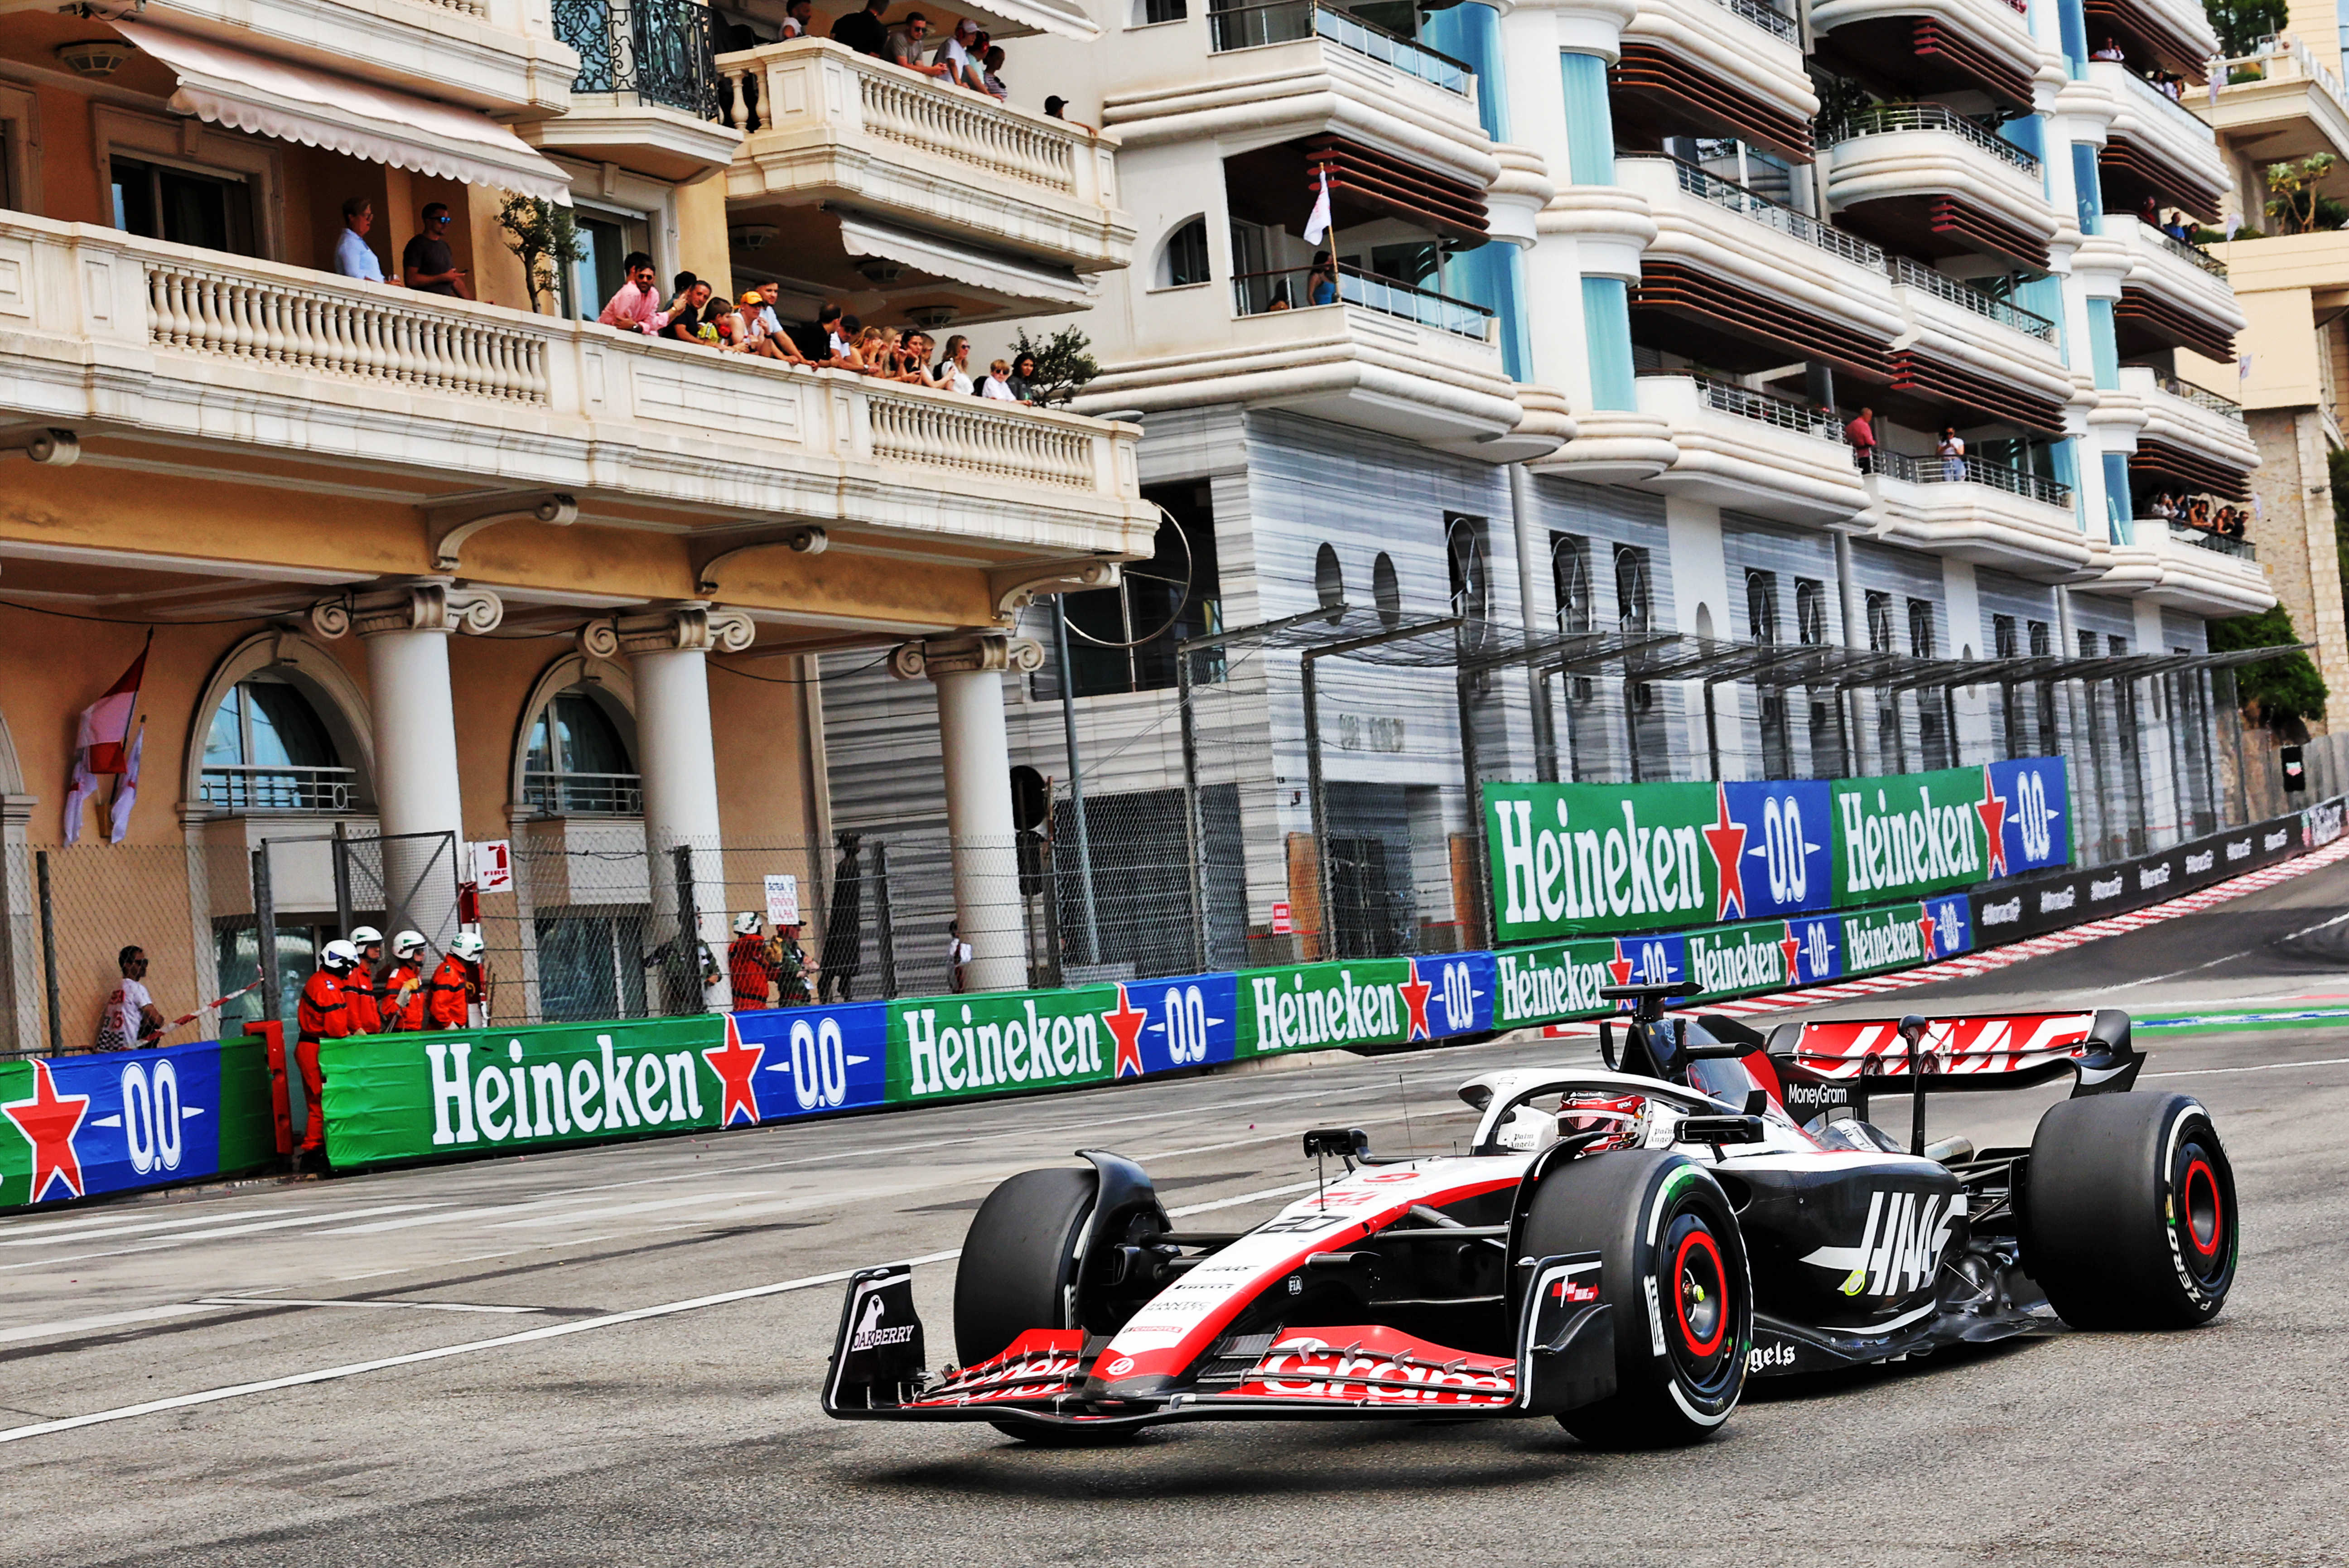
left=823, top=981, right=2236, bottom=1446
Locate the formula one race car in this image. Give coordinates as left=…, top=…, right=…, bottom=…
left=823, top=980, right=2237, bottom=1447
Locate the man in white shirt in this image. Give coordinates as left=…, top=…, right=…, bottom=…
left=332, top=197, right=387, bottom=284
left=96, top=946, right=166, bottom=1052
left=946, top=920, right=973, bottom=993
left=933, top=19, right=987, bottom=91
left=779, top=0, right=813, bottom=35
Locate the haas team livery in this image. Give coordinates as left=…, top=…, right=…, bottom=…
left=823, top=982, right=2236, bottom=1446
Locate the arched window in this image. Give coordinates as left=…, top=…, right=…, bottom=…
left=1552, top=535, right=1592, bottom=635
left=1314, top=542, right=1345, bottom=609
left=1372, top=552, right=1401, bottom=628
left=1746, top=569, right=1780, bottom=645
left=1613, top=544, right=1652, bottom=634
left=524, top=687, right=640, bottom=816
left=1158, top=216, right=1210, bottom=288
left=200, top=678, right=351, bottom=813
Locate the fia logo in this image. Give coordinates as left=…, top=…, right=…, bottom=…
left=1799, top=1189, right=1963, bottom=1298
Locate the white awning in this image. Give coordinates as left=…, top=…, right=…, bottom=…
left=835, top=213, right=1087, bottom=305
left=950, top=0, right=1101, bottom=41
left=111, top=19, right=574, bottom=205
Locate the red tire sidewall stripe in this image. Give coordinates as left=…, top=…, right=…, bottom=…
left=1671, top=1225, right=1727, bottom=1358
left=2182, top=1158, right=2223, bottom=1257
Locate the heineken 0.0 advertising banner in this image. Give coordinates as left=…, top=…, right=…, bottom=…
left=890, top=974, right=1240, bottom=1104
left=1240, top=953, right=1494, bottom=1056
left=1, top=1037, right=278, bottom=1208
left=1486, top=759, right=2070, bottom=943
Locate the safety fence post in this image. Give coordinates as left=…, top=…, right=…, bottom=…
left=35, top=849, right=60, bottom=1057
left=872, top=840, right=897, bottom=999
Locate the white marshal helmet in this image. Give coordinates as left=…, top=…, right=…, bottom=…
left=733, top=911, right=762, bottom=935
left=349, top=925, right=384, bottom=948
left=320, top=940, right=361, bottom=973
left=391, top=930, right=428, bottom=959
left=451, top=931, right=486, bottom=961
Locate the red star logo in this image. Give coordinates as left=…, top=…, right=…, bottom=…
left=1104, top=984, right=1148, bottom=1079
left=1606, top=940, right=1635, bottom=991
left=1918, top=905, right=1939, bottom=956
left=1399, top=960, right=1434, bottom=1041
left=3, top=1059, right=90, bottom=1203
left=1976, top=764, right=2010, bottom=878
left=1779, top=922, right=1804, bottom=983
left=1703, top=784, right=1749, bottom=921
left=700, top=1015, right=765, bottom=1128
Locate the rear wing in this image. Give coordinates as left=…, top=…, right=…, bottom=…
left=1763, top=1008, right=2142, bottom=1120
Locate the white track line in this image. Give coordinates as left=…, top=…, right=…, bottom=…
left=193, top=1297, right=542, bottom=1315
left=0, top=1211, right=301, bottom=1248
left=2142, top=1056, right=2349, bottom=1079
left=0, top=1303, right=226, bottom=1347
left=0, top=1180, right=1326, bottom=1445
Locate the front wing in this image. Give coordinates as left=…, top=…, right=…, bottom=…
left=822, top=1258, right=1618, bottom=1431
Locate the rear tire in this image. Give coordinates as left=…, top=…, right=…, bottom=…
left=950, top=1167, right=1136, bottom=1447
left=2022, top=1092, right=2237, bottom=1330
left=1522, top=1150, right=1751, bottom=1448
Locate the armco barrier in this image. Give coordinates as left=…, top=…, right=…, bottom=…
left=10, top=796, right=2330, bottom=1199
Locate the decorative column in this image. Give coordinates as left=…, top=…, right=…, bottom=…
left=311, top=581, right=503, bottom=950
left=582, top=604, right=753, bottom=1012
left=890, top=631, right=1042, bottom=994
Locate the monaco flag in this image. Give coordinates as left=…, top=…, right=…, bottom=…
left=63, top=640, right=147, bottom=844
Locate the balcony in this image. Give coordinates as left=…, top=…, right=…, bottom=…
left=523, top=771, right=645, bottom=817
left=526, top=0, right=743, bottom=179
left=2089, top=62, right=2228, bottom=224
left=2098, top=524, right=2272, bottom=617
left=1823, top=104, right=2057, bottom=270
left=200, top=765, right=361, bottom=815
left=2110, top=217, right=2243, bottom=366
left=1809, top=0, right=2038, bottom=110
left=1867, top=451, right=2093, bottom=579
left=1208, top=2, right=1471, bottom=96
left=2085, top=0, right=2222, bottom=81
left=1884, top=257, right=2070, bottom=434
left=1615, top=0, right=1817, bottom=161
left=2205, top=36, right=2349, bottom=167
left=1633, top=373, right=1868, bottom=523
left=2120, top=366, right=2258, bottom=500
left=717, top=39, right=1129, bottom=320
left=0, top=212, right=1150, bottom=586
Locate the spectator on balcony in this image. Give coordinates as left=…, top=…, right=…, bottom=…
left=1844, top=406, right=1877, bottom=473
left=891, top=13, right=955, bottom=79
left=598, top=252, right=671, bottom=334
left=833, top=0, right=890, bottom=58
left=2150, top=491, right=2179, bottom=525
left=740, top=286, right=811, bottom=364
left=2220, top=506, right=2247, bottom=538
left=982, top=42, right=1008, bottom=99
left=658, top=279, right=717, bottom=344
left=333, top=198, right=388, bottom=285
left=1044, top=95, right=1097, bottom=133
left=663, top=271, right=700, bottom=314
left=932, top=19, right=987, bottom=90
left=2091, top=37, right=2127, bottom=61
left=819, top=303, right=850, bottom=357
left=1007, top=351, right=1040, bottom=403
left=981, top=359, right=1018, bottom=400
left=402, top=203, right=472, bottom=299
left=825, top=311, right=865, bottom=368
left=1937, top=426, right=1966, bottom=481
left=1309, top=253, right=1338, bottom=306
left=935, top=333, right=976, bottom=393
left=780, top=0, right=815, bottom=37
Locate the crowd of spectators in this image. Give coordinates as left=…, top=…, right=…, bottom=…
left=591, top=251, right=1056, bottom=404
left=2148, top=492, right=2250, bottom=539
left=830, top=0, right=1010, bottom=99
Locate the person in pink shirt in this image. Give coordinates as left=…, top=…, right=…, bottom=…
left=597, top=251, right=668, bottom=334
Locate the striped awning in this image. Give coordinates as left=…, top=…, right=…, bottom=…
left=1302, top=137, right=1486, bottom=243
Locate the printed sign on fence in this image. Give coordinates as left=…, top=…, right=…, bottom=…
left=0, top=1037, right=276, bottom=1206
left=1239, top=953, right=1493, bottom=1056
left=764, top=873, right=801, bottom=926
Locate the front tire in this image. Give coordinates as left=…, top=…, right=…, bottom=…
left=1520, top=1150, right=1751, bottom=1448
left=2023, top=1091, right=2237, bottom=1330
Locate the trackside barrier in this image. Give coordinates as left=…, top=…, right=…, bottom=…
left=5, top=795, right=2336, bottom=1198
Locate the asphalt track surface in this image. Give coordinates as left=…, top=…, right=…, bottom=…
left=6, top=861, right=2349, bottom=1567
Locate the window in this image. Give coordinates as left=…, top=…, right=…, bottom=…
left=1159, top=216, right=1211, bottom=288
left=1907, top=598, right=1936, bottom=658
left=1560, top=53, right=1616, bottom=185
left=1446, top=515, right=1490, bottom=623
left=525, top=687, right=639, bottom=815
left=1582, top=277, right=1638, bottom=410
left=1795, top=579, right=1828, bottom=645
left=1614, top=545, right=1653, bottom=634
left=201, top=679, right=350, bottom=813
left=535, top=912, right=651, bottom=1022
left=1139, top=0, right=1185, bottom=20
left=1373, top=552, right=1401, bottom=628
left=1865, top=591, right=1894, bottom=653
left=564, top=209, right=651, bottom=322
left=1746, top=570, right=1781, bottom=645
left=1056, top=482, right=1224, bottom=698
left=1994, top=614, right=2019, bottom=659
left=111, top=154, right=256, bottom=256
left=1314, top=541, right=1344, bottom=610
left=1553, top=535, right=1593, bottom=634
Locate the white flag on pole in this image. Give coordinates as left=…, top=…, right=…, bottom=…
left=107, top=721, right=144, bottom=844
left=1303, top=171, right=1333, bottom=246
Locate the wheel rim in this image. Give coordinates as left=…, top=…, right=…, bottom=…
left=2174, top=1140, right=2231, bottom=1288
left=1660, top=1209, right=1740, bottom=1399
left=1672, top=1227, right=1727, bottom=1358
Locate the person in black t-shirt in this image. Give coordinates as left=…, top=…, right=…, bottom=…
left=659, top=280, right=716, bottom=344
left=831, top=0, right=889, bottom=57
left=401, top=203, right=472, bottom=299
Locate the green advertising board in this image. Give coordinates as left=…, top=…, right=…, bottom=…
left=1239, top=957, right=1439, bottom=1056
left=889, top=987, right=1125, bottom=1102
left=1490, top=938, right=1625, bottom=1031
left=320, top=1015, right=731, bottom=1166
left=1830, top=767, right=1992, bottom=905
left=1840, top=901, right=1933, bottom=976
left=1483, top=781, right=1726, bottom=944
left=1682, top=920, right=1799, bottom=1002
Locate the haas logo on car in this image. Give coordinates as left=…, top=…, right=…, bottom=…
left=1800, top=1190, right=1963, bottom=1299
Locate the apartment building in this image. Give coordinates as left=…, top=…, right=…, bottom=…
left=2195, top=22, right=2349, bottom=712
left=0, top=0, right=1151, bottom=1048
left=819, top=0, right=2272, bottom=974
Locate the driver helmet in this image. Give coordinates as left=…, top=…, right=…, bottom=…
left=450, top=931, right=486, bottom=962
left=391, top=930, right=428, bottom=960
left=320, top=940, right=360, bottom=974
left=733, top=911, right=762, bottom=936
left=1561, top=1091, right=1652, bottom=1153
left=348, top=925, right=384, bottom=950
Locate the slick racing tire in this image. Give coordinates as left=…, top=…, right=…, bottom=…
left=2023, top=1091, right=2237, bottom=1330
left=952, top=1167, right=1134, bottom=1447
left=1524, top=1150, right=1751, bottom=1448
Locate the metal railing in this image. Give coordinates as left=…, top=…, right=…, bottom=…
left=1206, top=0, right=1473, bottom=95
left=1673, top=372, right=1841, bottom=439
left=1823, top=104, right=2041, bottom=175
left=1877, top=449, right=2073, bottom=506
left=523, top=772, right=646, bottom=817
left=1885, top=256, right=2057, bottom=342
left=2219, top=33, right=2349, bottom=120
left=199, top=765, right=359, bottom=814
left=2154, top=374, right=2246, bottom=420
left=1705, top=0, right=1797, bottom=43
left=2124, top=217, right=2228, bottom=277
left=2106, top=63, right=2219, bottom=144
left=555, top=0, right=722, bottom=118
left=2170, top=523, right=2257, bottom=560
left=1666, top=157, right=1885, bottom=267
left=1233, top=262, right=1494, bottom=338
